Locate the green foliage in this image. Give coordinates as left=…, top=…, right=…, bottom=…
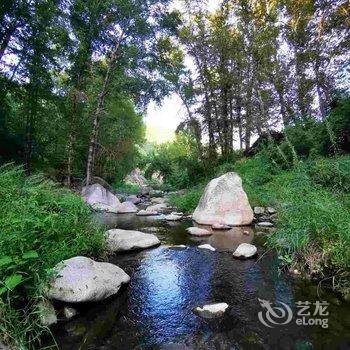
left=95, top=96, right=145, bottom=183
left=113, top=182, right=141, bottom=195
left=141, top=132, right=206, bottom=190
left=0, top=164, right=105, bottom=348
left=170, top=153, right=350, bottom=293
left=234, top=155, right=278, bottom=207
left=233, top=156, right=350, bottom=278
left=169, top=186, right=204, bottom=213
left=306, top=156, right=350, bottom=193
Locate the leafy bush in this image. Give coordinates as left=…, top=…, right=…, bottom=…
left=113, top=182, right=141, bottom=194
left=306, top=156, right=350, bottom=193
left=0, top=164, right=105, bottom=349
left=141, top=132, right=206, bottom=190
left=169, top=186, right=204, bottom=213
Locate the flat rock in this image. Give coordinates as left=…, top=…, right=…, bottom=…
left=171, top=212, right=184, bottom=216
left=193, top=172, right=253, bottom=226
left=106, top=229, right=160, bottom=252
left=211, top=223, right=231, bottom=230
left=117, top=201, right=138, bottom=213
left=48, top=256, right=129, bottom=303
left=233, top=243, right=257, bottom=259
left=194, top=302, right=229, bottom=319
left=146, top=203, right=167, bottom=212
left=186, top=227, right=212, bottom=236
left=198, top=244, right=216, bottom=251
left=164, top=214, right=182, bottom=221
left=257, top=221, right=274, bottom=227
left=136, top=209, right=159, bottom=216
left=168, top=245, right=187, bottom=250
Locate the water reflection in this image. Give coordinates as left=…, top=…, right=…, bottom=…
left=51, top=216, right=350, bottom=350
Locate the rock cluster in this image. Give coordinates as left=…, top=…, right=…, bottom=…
left=253, top=206, right=277, bottom=227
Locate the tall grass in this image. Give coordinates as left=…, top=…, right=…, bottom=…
left=0, top=164, right=105, bottom=349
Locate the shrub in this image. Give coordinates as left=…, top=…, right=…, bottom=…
left=169, top=186, right=204, bottom=213
left=113, top=182, right=141, bottom=194
left=306, top=156, right=350, bottom=193
left=0, top=164, right=105, bottom=349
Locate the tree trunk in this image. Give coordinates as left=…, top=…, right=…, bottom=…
left=24, top=89, right=36, bottom=175
left=66, top=90, right=79, bottom=187
left=86, top=38, right=122, bottom=185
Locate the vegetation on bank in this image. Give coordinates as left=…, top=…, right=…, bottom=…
left=0, top=165, right=105, bottom=349
left=169, top=154, right=350, bottom=295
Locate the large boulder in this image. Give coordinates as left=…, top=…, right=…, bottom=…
left=48, top=256, right=129, bottom=303
left=117, top=201, right=138, bottom=213
left=106, top=229, right=160, bottom=252
left=192, top=172, right=253, bottom=226
left=82, top=183, right=120, bottom=213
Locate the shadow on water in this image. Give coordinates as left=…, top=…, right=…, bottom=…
left=52, top=213, right=350, bottom=350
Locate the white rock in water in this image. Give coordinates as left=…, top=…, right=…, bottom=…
left=186, top=227, right=212, bottom=236
left=164, top=214, right=182, bottom=221
left=82, top=183, right=120, bottom=213
left=257, top=221, right=274, bottom=227
left=194, top=302, right=229, bottom=319
left=117, top=201, right=138, bottom=213
left=232, top=243, right=257, bottom=259
left=168, top=245, right=187, bottom=250
left=48, top=256, right=129, bottom=303
left=106, top=229, right=160, bottom=252
left=198, top=244, right=216, bottom=251
left=193, top=172, right=253, bottom=226
left=63, top=306, right=78, bottom=319
left=136, top=209, right=158, bottom=216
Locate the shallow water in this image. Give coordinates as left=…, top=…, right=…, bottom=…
left=52, top=213, right=350, bottom=350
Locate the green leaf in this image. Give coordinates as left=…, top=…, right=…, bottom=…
left=22, top=251, right=39, bottom=259
left=0, top=256, right=13, bottom=267
left=1, top=274, right=23, bottom=293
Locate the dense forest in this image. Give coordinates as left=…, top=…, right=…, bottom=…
left=0, top=0, right=349, bottom=349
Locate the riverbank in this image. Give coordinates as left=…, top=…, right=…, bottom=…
left=0, top=165, right=106, bottom=349
left=170, top=155, right=350, bottom=296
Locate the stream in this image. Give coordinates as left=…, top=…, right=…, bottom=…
left=52, top=213, right=350, bottom=350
